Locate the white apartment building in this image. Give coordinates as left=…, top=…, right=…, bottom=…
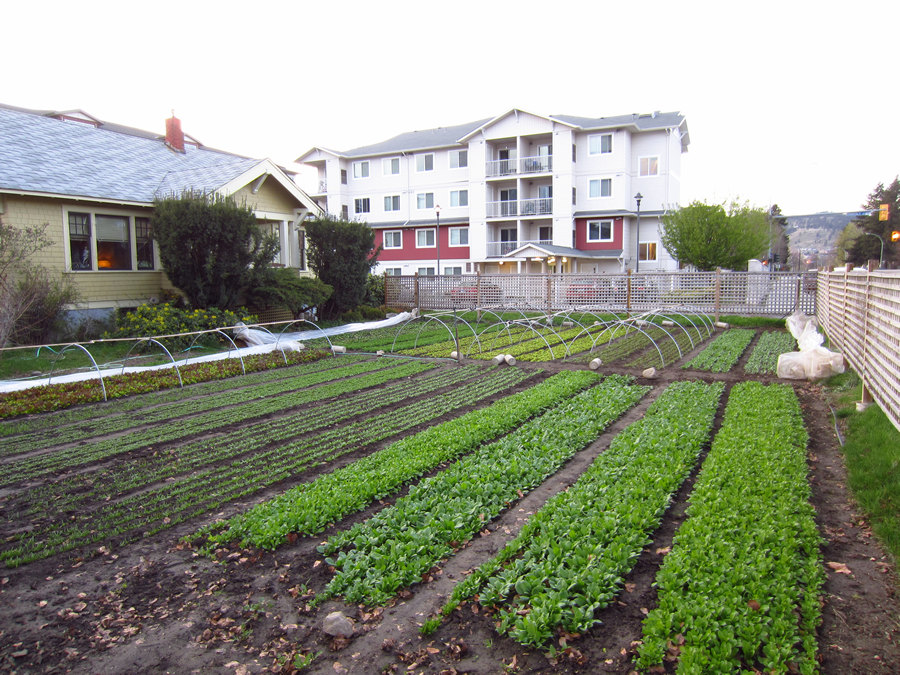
left=296, top=108, right=689, bottom=276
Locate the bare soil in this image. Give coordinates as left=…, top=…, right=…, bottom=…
left=1, top=336, right=899, bottom=675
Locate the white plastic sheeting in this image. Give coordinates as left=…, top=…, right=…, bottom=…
left=0, top=312, right=413, bottom=395
left=777, top=311, right=845, bottom=380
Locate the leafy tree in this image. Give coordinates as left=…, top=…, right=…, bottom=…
left=246, top=268, right=333, bottom=318
left=151, top=192, right=279, bottom=310
left=847, top=177, right=899, bottom=268
left=305, top=214, right=382, bottom=319
left=660, top=200, right=770, bottom=271
left=834, top=222, right=862, bottom=265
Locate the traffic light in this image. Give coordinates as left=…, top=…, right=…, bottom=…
left=892, top=231, right=900, bottom=242
left=879, top=204, right=890, bottom=221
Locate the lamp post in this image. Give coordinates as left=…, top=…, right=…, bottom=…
left=435, top=205, right=441, bottom=277
left=865, top=232, right=884, bottom=268
left=634, top=193, right=643, bottom=272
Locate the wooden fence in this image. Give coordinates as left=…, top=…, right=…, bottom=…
left=817, top=266, right=900, bottom=433
left=385, top=270, right=817, bottom=318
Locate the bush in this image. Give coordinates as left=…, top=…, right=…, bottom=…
left=245, top=268, right=332, bottom=318
left=104, top=303, right=257, bottom=351
left=364, top=274, right=385, bottom=307
left=339, top=305, right=386, bottom=323
left=10, top=267, right=80, bottom=346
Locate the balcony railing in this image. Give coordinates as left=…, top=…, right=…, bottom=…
left=485, top=155, right=553, bottom=177
left=486, top=198, right=553, bottom=218
left=486, top=239, right=553, bottom=257
left=316, top=180, right=327, bottom=193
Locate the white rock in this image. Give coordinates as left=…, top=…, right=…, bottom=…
left=588, top=358, right=603, bottom=370
left=642, top=367, right=659, bottom=379
left=376, top=350, right=385, bottom=356
left=450, top=351, right=459, bottom=359
left=323, top=611, right=354, bottom=637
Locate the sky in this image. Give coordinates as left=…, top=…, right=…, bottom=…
left=5, top=0, right=897, bottom=217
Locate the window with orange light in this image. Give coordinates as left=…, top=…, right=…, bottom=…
left=95, top=215, right=132, bottom=270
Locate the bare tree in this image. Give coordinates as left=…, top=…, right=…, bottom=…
left=0, top=219, right=53, bottom=348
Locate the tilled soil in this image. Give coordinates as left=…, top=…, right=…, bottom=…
left=1, top=336, right=898, bottom=675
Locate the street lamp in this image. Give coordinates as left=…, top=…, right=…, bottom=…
left=634, top=193, right=643, bottom=272
left=865, top=232, right=884, bottom=268
left=435, top=205, right=441, bottom=276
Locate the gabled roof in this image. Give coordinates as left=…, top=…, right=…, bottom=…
left=0, top=104, right=318, bottom=212
left=505, top=243, right=624, bottom=259
left=296, top=109, right=689, bottom=162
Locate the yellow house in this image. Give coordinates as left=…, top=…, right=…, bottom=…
left=0, top=103, right=322, bottom=320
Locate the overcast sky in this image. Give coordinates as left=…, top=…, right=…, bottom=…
left=6, top=0, right=897, bottom=217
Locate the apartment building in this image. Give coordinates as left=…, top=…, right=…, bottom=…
left=296, top=108, right=689, bottom=276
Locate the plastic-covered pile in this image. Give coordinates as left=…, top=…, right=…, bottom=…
left=776, top=311, right=845, bottom=380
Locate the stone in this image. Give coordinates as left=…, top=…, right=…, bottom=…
left=642, top=367, right=659, bottom=379
left=323, top=611, right=354, bottom=637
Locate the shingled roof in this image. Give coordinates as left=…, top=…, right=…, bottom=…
left=0, top=105, right=264, bottom=204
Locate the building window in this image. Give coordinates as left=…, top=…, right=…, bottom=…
left=587, top=220, right=613, bottom=242
left=355, top=197, right=371, bottom=214
left=383, top=157, right=400, bottom=175
left=450, top=190, right=468, bottom=207
left=589, top=178, right=612, bottom=198
left=640, top=156, right=659, bottom=176
left=416, top=229, right=435, bottom=248
left=417, top=192, right=434, bottom=209
left=640, top=242, right=658, bottom=261
left=353, top=161, right=369, bottom=179
left=341, top=169, right=347, bottom=185
left=341, top=205, right=349, bottom=219
left=572, top=187, right=577, bottom=205
left=383, top=230, right=402, bottom=248
left=384, top=267, right=402, bottom=275
left=444, top=266, right=462, bottom=275
left=450, top=150, right=468, bottom=168
left=135, top=217, right=154, bottom=269
left=589, top=134, right=613, bottom=155
left=572, top=143, right=577, bottom=162
left=449, top=227, right=468, bottom=246
left=384, top=195, right=400, bottom=211
left=67, top=210, right=156, bottom=271
left=539, top=225, right=551, bottom=242
left=418, top=267, right=435, bottom=276
left=416, top=154, right=434, bottom=172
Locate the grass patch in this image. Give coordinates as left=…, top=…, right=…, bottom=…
left=719, top=315, right=787, bottom=328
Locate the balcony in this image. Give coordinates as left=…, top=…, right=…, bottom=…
left=486, top=239, right=553, bottom=257
left=315, top=180, right=327, bottom=194
left=486, top=198, right=553, bottom=218
left=485, top=155, right=553, bottom=177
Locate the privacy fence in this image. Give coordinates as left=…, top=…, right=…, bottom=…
left=385, top=270, right=818, bottom=318
left=817, top=267, right=900, bottom=433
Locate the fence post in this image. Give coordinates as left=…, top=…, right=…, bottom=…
left=626, top=269, right=633, bottom=312
left=414, top=272, right=420, bottom=313
left=714, top=268, right=722, bottom=322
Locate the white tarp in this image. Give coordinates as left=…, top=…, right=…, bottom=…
left=0, top=312, right=413, bottom=395
left=777, top=310, right=845, bottom=380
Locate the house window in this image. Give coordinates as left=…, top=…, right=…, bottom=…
left=640, top=242, right=658, bottom=261
left=383, top=230, right=402, bottom=248
left=355, top=198, right=371, bottom=214
left=135, top=217, right=154, bottom=269
left=384, top=268, right=402, bottom=275
left=450, top=150, right=468, bottom=168
left=587, top=220, right=613, bottom=242
left=417, top=193, right=434, bottom=209
left=341, top=205, right=349, bottom=219
left=449, top=227, right=468, bottom=246
left=589, top=134, right=613, bottom=155
left=384, top=195, right=400, bottom=211
left=67, top=210, right=155, bottom=271
left=341, top=169, right=347, bottom=185
left=416, top=154, right=434, bottom=172
left=416, top=229, right=435, bottom=248
left=352, top=161, right=369, bottom=179
left=418, top=267, right=435, bottom=276
left=444, top=266, right=462, bottom=275
left=68, top=212, right=92, bottom=270
left=640, top=156, right=659, bottom=176
left=450, top=190, right=468, bottom=207
left=383, top=157, right=400, bottom=175
left=589, top=178, right=612, bottom=198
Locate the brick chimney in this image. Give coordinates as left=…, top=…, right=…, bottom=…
left=165, top=112, right=185, bottom=153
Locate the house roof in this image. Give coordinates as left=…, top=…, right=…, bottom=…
left=296, top=109, right=688, bottom=161
left=0, top=104, right=317, bottom=211
left=505, top=243, right=624, bottom=259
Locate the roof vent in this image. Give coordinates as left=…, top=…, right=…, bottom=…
left=165, top=112, right=185, bottom=153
